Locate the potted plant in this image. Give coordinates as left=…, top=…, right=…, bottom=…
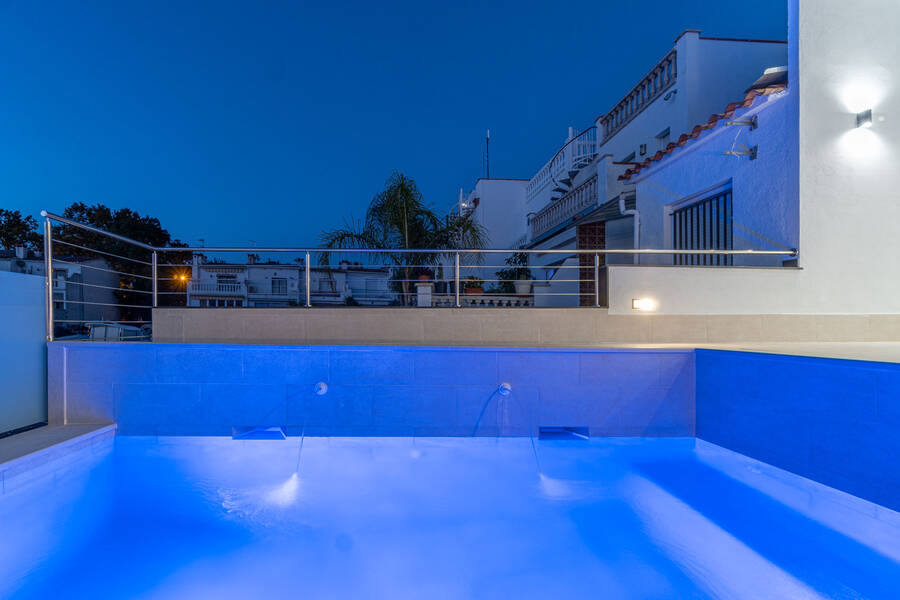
left=496, top=252, right=533, bottom=295
left=412, top=266, right=434, bottom=282
left=464, top=276, right=484, bottom=295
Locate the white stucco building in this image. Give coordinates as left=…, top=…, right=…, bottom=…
left=454, top=179, right=529, bottom=249
left=619, top=67, right=795, bottom=269
left=456, top=30, right=788, bottom=306
left=604, top=0, right=900, bottom=315
left=187, top=255, right=392, bottom=308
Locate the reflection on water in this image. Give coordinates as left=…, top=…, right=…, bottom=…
left=0, top=436, right=897, bottom=599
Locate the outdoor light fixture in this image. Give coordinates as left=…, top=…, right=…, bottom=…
left=856, top=109, right=873, bottom=128
left=632, top=298, right=657, bottom=311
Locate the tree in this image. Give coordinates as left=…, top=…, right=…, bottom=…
left=319, top=172, right=487, bottom=304
left=54, top=203, right=191, bottom=320
left=0, top=209, right=41, bottom=250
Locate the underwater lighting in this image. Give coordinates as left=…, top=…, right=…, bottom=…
left=498, top=382, right=512, bottom=396
left=632, top=298, right=657, bottom=311
left=856, top=109, right=873, bottom=128
left=314, top=382, right=328, bottom=396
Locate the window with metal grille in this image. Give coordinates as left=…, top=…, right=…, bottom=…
left=671, top=189, right=733, bottom=266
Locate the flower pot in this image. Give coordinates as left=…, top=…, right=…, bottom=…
left=465, top=286, right=483, bottom=296
left=514, top=280, right=533, bottom=295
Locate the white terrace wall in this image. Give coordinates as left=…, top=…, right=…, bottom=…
left=0, top=272, right=47, bottom=433
left=608, top=0, right=900, bottom=316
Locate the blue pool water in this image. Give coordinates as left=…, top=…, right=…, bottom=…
left=1, top=436, right=898, bottom=599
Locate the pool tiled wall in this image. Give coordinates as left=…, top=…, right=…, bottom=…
left=49, top=343, right=695, bottom=437
left=696, top=349, right=900, bottom=512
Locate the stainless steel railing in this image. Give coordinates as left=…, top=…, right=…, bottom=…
left=40, top=210, right=798, bottom=342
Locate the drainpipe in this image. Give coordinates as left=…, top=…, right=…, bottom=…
left=618, top=195, right=640, bottom=264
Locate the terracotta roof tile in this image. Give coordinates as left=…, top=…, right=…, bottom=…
left=618, top=84, right=787, bottom=181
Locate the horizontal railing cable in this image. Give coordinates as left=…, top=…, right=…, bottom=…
left=53, top=319, right=153, bottom=324
left=52, top=258, right=155, bottom=280
left=54, top=299, right=151, bottom=310
left=50, top=238, right=153, bottom=266
left=54, top=278, right=155, bottom=295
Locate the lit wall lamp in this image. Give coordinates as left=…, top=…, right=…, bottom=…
left=632, top=298, right=657, bottom=311
left=856, top=109, right=873, bottom=128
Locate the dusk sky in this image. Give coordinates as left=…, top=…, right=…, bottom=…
left=0, top=0, right=786, bottom=247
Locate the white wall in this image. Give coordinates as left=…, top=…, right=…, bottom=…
left=631, top=90, right=797, bottom=267
left=0, top=271, right=47, bottom=433
left=689, top=37, right=787, bottom=129
left=608, top=0, right=900, bottom=315
left=468, top=179, right=528, bottom=248
left=595, top=31, right=787, bottom=166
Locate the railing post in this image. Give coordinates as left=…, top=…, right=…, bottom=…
left=43, top=217, right=54, bottom=341
left=593, top=253, right=600, bottom=308
left=454, top=252, right=460, bottom=308
left=151, top=250, right=158, bottom=308
left=305, top=251, right=311, bottom=308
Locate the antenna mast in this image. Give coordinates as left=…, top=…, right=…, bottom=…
left=485, top=129, right=490, bottom=179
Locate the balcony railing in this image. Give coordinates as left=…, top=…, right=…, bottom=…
left=599, top=50, right=677, bottom=142
left=526, top=126, right=598, bottom=204
left=187, top=281, right=245, bottom=296
left=38, top=210, right=800, bottom=342
left=530, top=175, right=598, bottom=240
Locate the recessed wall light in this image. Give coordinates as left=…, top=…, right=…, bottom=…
left=632, top=298, right=657, bottom=311
left=856, top=109, right=873, bottom=128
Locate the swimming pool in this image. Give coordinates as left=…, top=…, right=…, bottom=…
left=2, top=435, right=898, bottom=599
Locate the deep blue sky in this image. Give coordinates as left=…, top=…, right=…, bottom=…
left=0, top=0, right=785, bottom=246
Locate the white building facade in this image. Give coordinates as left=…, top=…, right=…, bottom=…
left=187, top=255, right=392, bottom=308
left=605, top=0, right=900, bottom=315
left=456, top=30, right=788, bottom=306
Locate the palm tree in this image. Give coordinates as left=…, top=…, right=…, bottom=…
left=319, top=171, right=487, bottom=304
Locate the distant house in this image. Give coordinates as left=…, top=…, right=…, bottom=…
left=0, top=247, right=121, bottom=331
left=455, top=30, right=788, bottom=305
left=186, top=254, right=392, bottom=307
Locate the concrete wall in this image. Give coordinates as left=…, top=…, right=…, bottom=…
left=48, top=342, right=694, bottom=437
left=696, top=349, right=900, bottom=512
left=154, top=307, right=900, bottom=345
left=0, top=271, right=47, bottom=434
left=608, top=0, right=900, bottom=315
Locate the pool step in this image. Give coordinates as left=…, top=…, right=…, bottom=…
left=232, top=426, right=287, bottom=440
left=538, top=427, right=590, bottom=441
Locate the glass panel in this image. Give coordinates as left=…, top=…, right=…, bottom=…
left=0, top=272, right=47, bottom=435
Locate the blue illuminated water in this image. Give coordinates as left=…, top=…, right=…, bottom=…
left=1, top=436, right=898, bottom=599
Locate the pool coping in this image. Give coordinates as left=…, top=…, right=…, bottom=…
left=0, top=424, right=116, bottom=494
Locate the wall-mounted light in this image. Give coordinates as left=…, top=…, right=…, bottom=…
left=856, top=109, right=873, bottom=128
left=632, top=298, right=657, bottom=311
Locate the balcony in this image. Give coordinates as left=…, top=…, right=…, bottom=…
left=529, top=175, right=598, bottom=241
left=599, top=49, right=676, bottom=142
left=187, top=281, right=245, bottom=297
left=526, top=126, right=598, bottom=205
